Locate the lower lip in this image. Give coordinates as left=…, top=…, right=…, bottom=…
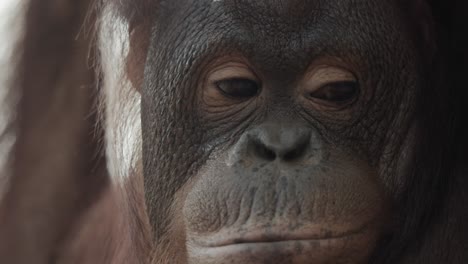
left=188, top=231, right=376, bottom=264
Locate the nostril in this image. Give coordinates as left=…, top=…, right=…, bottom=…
left=282, top=142, right=308, bottom=162
left=252, top=140, right=276, bottom=161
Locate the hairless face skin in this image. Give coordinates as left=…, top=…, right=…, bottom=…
left=2, top=0, right=467, bottom=263
left=137, top=0, right=421, bottom=263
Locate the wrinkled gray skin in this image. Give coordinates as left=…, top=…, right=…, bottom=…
left=127, top=0, right=458, bottom=263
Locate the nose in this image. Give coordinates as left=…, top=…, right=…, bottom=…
left=248, top=123, right=312, bottom=162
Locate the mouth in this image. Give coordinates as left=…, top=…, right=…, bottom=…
left=187, top=222, right=379, bottom=264
left=196, top=222, right=371, bottom=247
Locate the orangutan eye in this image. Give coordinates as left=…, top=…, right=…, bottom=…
left=303, top=65, right=360, bottom=109
left=215, top=78, right=260, bottom=99
left=309, top=81, right=359, bottom=103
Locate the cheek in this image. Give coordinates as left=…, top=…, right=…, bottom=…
left=379, top=123, right=418, bottom=197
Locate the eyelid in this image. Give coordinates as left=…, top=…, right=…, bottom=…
left=208, top=63, right=258, bottom=83
left=202, top=61, right=261, bottom=105
left=303, top=66, right=357, bottom=93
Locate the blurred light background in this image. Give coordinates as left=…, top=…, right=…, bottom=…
left=0, top=0, right=22, bottom=194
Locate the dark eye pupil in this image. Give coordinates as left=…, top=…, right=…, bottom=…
left=216, top=78, right=259, bottom=99
left=310, top=81, right=358, bottom=103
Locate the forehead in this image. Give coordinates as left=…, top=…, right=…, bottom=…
left=167, top=0, right=396, bottom=22
left=157, top=0, right=401, bottom=43
left=216, top=0, right=324, bottom=19
left=150, top=0, right=409, bottom=77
